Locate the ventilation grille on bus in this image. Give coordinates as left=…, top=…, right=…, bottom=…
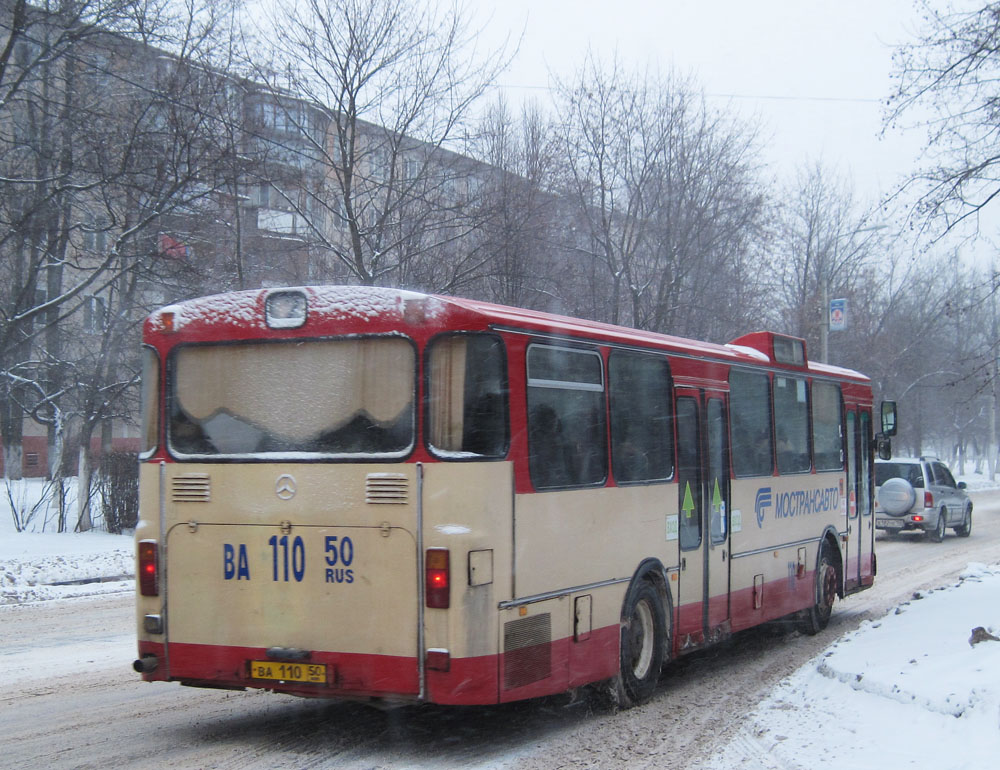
left=503, top=613, right=552, bottom=690
left=171, top=473, right=211, bottom=503
left=365, top=473, right=409, bottom=505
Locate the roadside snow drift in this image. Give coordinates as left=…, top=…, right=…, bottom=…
left=705, top=563, right=1000, bottom=769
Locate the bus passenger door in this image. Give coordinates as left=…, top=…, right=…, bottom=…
left=845, top=408, right=874, bottom=591
left=704, top=395, right=731, bottom=638
left=675, top=391, right=731, bottom=648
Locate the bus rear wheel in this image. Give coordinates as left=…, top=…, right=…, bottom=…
left=799, top=544, right=837, bottom=636
left=613, top=579, right=666, bottom=708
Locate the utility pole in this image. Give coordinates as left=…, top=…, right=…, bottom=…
left=991, top=266, right=998, bottom=480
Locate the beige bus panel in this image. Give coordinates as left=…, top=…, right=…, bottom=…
left=514, top=483, right=677, bottom=604
left=143, top=463, right=420, bottom=656
left=420, top=462, right=514, bottom=660
left=728, top=473, right=845, bottom=595
left=166, top=523, right=417, bottom=654
left=136, top=463, right=164, bottom=638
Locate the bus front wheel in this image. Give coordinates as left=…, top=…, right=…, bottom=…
left=613, top=579, right=666, bottom=708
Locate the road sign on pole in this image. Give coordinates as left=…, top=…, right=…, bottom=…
left=830, top=298, right=847, bottom=332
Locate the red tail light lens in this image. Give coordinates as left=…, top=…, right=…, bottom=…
left=923, top=491, right=934, bottom=509
left=138, top=540, right=159, bottom=597
left=425, top=548, right=450, bottom=609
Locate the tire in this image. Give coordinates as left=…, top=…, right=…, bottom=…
left=955, top=506, right=973, bottom=538
left=614, top=579, right=666, bottom=708
left=800, top=543, right=838, bottom=636
left=927, top=508, right=947, bottom=543
left=878, top=478, right=916, bottom=515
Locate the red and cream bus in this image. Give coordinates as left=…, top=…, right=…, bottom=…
left=134, top=285, right=895, bottom=707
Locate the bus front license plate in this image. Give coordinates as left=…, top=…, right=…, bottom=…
left=876, top=518, right=903, bottom=528
left=250, top=661, right=326, bottom=684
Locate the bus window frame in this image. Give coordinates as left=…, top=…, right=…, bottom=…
left=811, top=379, right=845, bottom=472
left=525, top=341, right=608, bottom=491
left=607, top=348, right=675, bottom=486
left=423, top=331, right=511, bottom=462
left=728, top=368, right=774, bottom=478
left=164, top=333, right=419, bottom=463
left=139, top=344, right=161, bottom=460
left=773, top=374, right=812, bottom=475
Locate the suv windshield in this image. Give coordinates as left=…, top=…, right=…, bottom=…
left=169, top=337, right=415, bottom=458
left=875, top=461, right=924, bottom=488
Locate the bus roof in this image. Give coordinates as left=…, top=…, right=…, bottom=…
left=145, top=285, right=869, bottom=383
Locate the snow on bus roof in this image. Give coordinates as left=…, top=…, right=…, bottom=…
left=148, top=285, right=445, bottom=332
left=146, top=285, right=867, bottom=380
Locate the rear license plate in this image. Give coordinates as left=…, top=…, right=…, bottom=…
left=877, top=518, right=903, bottom=528
left=250, top=661, right=326, bottom=684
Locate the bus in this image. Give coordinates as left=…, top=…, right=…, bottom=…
left=134, top=285, right=896, bottom=707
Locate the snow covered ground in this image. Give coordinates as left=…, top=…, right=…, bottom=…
left=0, top=477, right=134, bottom=604
left=2, top=476, right=999, bottom=767
left=700, top=562, right=1000, bottom=769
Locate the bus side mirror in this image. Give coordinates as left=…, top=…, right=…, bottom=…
left=875, top=434, right=892, bottom=461
left=880, top=401, right=897, bottom=436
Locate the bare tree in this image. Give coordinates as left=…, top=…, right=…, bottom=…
left=771, top=163, right=886, bottom=363
left=1, top=0, right=249, bottom=524
left=888, top=0, right=1000, bottom=237
left=552, top=52, right=768, bottom=338
left=469, top=96, right=560, bottom=308
left=248, top=0, right=509, bottom=289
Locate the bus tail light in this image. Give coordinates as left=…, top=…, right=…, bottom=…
left=425, top=548, right=450, bottom=609
left=138, top=540, right=159, bottom=597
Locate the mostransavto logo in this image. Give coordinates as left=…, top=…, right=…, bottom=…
left=755, top=487, right=772, bottom=528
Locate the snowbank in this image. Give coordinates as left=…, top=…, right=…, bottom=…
left=703, top=563, right=1000, bottom=769
left=1, top=477, right=134, bottom=605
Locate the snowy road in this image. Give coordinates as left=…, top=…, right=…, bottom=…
left=2, top=491, right=999, bottom=770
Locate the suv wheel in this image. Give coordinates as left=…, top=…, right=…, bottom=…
left=927, top=508, right=947, bottom=543
left=955, top=506, right=973, bottom=538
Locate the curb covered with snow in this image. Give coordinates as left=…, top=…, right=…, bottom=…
left=1, top=533, right=134, bottom=605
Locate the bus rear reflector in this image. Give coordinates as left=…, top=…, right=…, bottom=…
left=138, top=540, right=159, bottom=597
left=425, top=548, right=450, bottom=609
left=425, top=648, right=450, bottom=671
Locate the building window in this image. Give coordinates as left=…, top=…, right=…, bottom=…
left=84, top=295, right=107, bottom=333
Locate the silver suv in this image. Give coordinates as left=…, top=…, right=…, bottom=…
left=875, top=457, right=972, bottom=541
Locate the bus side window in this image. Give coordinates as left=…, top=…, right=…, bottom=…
left=729, top=370, right=773, bottom=477
left=812, top=381, right=843, bottom=471
left=427, top=334, right=509, bottom=459
left=774, top=376, right=810, bottom=474
left=526, top=344, right=607, bottom=490
left=608, top=350, right=673, bottom=483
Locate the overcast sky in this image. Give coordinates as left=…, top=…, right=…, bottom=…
left=474, top=0, right=926, bottom=203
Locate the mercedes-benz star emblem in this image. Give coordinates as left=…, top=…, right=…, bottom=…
left=275, top=474, right=297, bottom=500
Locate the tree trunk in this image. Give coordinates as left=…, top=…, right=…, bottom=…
left=76, top=427, right=94, bottom=532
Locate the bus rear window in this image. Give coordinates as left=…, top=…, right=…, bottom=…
left=169, top=337, right=415, bottom=458
left=427, top=334, right=508, bottom=459
left=140, top=346, right=159, bottom=456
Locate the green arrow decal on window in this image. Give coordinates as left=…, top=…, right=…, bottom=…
left=682, top=481, right=696, bottom=519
